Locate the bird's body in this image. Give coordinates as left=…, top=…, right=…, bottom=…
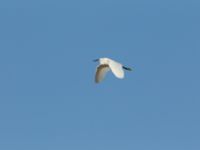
left=94, top=57, right=132, bottom=83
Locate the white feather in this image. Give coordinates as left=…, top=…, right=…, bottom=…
left=109, top=59, right=124, bottom=79
left=95, top=64, right=110, bottom=83
left=94, top=57, right=131, bottom=83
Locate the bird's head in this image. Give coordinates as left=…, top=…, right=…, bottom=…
left=93, top=59, right=99, bottom=62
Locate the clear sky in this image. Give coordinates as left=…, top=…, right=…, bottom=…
left=0, top=0, right=200, bottom=150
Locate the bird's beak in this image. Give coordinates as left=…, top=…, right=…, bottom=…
left=93, top=59, right=99, bottom=62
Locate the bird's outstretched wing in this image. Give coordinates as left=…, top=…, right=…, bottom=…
left=109, top=59, right=124, bottom=79
left=95, top=64, right=110, bottom=83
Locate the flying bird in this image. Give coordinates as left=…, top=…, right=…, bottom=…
left=94, top=57, right=132, bottom=83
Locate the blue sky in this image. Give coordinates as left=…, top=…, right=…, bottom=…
left=0, top=0, right=200, bottom=149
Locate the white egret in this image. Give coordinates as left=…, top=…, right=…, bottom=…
left=93, top=57, right=132, bottom=83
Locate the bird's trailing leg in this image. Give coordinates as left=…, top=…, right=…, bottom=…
left=123, top=66, right=132, bottom=71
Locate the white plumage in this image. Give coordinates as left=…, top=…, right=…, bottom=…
left=94, top=57, right=132, bottom=83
